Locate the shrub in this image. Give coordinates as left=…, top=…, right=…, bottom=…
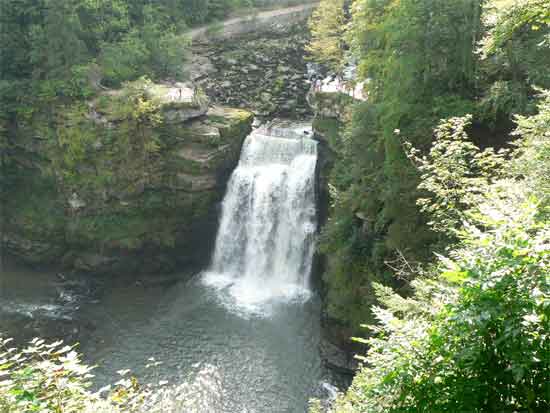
left=0, top=337, right=228, bottom=413
left=322, top=93, right=550, bottom=413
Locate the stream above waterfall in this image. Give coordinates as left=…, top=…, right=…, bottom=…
left=1, top=120, right=339, bottom=412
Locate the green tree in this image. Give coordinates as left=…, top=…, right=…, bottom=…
left=307, top=0, right=347, bottom=75
left=319, top=0, right=483, bottom=330
left=477, top=0, right=550, bottom=125
left=322, top=91, right=550, bottom=413
left=28, top=0, right=89, bottom=81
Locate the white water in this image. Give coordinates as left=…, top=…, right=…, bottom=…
left=203, top=122, right=318, bottom=315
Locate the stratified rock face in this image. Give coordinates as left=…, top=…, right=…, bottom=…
left=3, top=81, right=253, bottom=275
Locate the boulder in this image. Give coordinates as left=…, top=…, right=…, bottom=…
left=146, top=82, right=210, bottom=123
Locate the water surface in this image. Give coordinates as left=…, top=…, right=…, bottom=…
left=1, top=263, right=326, bottom=412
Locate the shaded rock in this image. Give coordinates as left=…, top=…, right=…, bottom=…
left=187, top=55, right=217, bottom=81
left=74, top=253, right=115, bottom=272
left=320, top=337, right=359, bottom=376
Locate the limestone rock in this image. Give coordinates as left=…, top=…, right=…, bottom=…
left=91, top=80, right=209, bottom=126
left=147, top=82, right=210, bottom=123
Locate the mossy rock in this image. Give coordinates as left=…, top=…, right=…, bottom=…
left=3, top=171, right=66, bottom=264
left=4, top=97, right=253, bottom=275
left=308, top=91, right=356, bottom=120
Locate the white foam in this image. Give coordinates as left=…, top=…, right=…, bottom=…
left=202, top=122, right=318, bottom=317
left=203, top=271, right=311, bottom=316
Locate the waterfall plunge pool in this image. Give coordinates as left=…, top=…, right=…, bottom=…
left=0, top=121, right=338, bottom=412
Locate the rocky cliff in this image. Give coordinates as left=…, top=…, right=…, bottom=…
left=310, top=88, right=361, bottom=376
left=187, top=12, right=314, bottom=119
left=2, top=80, right=253, bottom=274
left=1, top=3, right=318, bottom=275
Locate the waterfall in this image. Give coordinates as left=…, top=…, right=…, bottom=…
left=203, top=122, right=318, bottom=315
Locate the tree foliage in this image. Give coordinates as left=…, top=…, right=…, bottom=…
left=319, top=89, right=550, bottom=413
left=306, top=0, right=347, bottom=75
left=0, top=0, right=269, bottom=194
left=0, top=336, right=232, bottom=412
left=406, top=116, right=509, bottom=237
left=319, top=0, right=485, bottom=330
left=0, top=0, right=269, bottom=101
left=477, top=0, right=550, bottom=123
left=317, top=0, right=550, bottom=332
left=313, top=0, right=550, bottom=405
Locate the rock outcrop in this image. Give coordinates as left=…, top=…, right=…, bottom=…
left=3, top=80, right=253, bottom=274
left=2, top=3, right=317, bottom=274
left=310, top=84, right=362, bottom=377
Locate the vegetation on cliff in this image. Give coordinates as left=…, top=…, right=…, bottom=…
left=311, top=0, right=549, bottom=327
left=309, top=0, right=549, bottom=411
left=1, top=0, right=549, bottom=411
left=0, top=1, right=257, bottom=272
left=314, top=94, right=550, bottom=412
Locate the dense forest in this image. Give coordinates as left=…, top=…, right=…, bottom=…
left=1, top=0, right=549, bottom=411
left=0, top=0, right=261, bottom=199
left=308, top=0, right=549, bottom=411
left=0, top=0, right=294, bottom=153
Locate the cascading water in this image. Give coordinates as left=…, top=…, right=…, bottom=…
left=4, top=122, right=332, bottom=413
left=203, top=121, right=318, bottom=315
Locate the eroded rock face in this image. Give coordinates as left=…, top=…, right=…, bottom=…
left=310, top=88, right=365, bottom=377
left=3, top=81, right=253, bottom=275
left=189, top=27, right=313, bottom=119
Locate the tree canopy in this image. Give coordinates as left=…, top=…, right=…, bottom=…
left=310, top=0, right=549, bottom=410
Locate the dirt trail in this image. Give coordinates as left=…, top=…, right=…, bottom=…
left=187, top=2, right=319, bottom=40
